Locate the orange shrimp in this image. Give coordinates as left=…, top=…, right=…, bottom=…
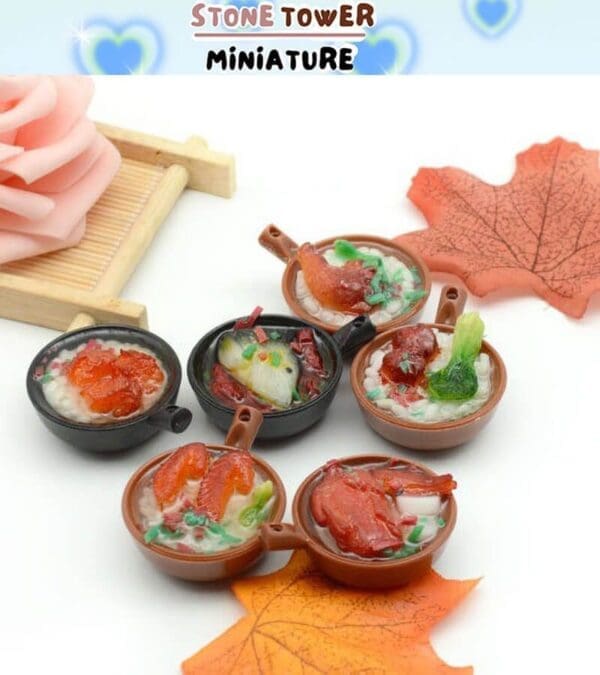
left=153, top=443, right=209, bottom=508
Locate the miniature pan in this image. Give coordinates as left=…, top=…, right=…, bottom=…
left=122, top=406, right=286, bottom=582
left=187, top=313, right=376, bottom=440
left=26, top=325, right=192, bottom=453
left=261, top=454, right=457, bottom=589
left=259, top=224, right=431, bottom=334
left=350, top=286, right=507, bottom=451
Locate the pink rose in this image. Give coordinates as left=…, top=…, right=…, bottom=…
left=0, top=76, right=120, bottom=264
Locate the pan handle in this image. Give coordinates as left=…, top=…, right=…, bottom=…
left=148, top=405, right=193, bottom=434
left=434, top=285, right=467, bottom=326
left=224, top=405, right=264, bottom=451
left=261, top=523, right=308, bottom=551
left=258, top=224, right=299, bottom=263
left=332, top=315, right=376, bottom=357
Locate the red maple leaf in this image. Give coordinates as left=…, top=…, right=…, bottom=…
left=397, top=138, right=600, bottom=317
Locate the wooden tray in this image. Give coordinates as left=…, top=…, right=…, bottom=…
left=0, top=123, right=235, bottom=332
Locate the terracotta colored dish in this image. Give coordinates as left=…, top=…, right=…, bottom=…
left=26, top=325, right=192, bottom=452
left=350, top=286, right=507, bottom=451
left=259, top=224, right=431, bottom=334
left=122, top=406, right=286, bottom=582
left=261, top=455, right=457, bottom=589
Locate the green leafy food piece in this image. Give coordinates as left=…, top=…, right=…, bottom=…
left=407, top=524, right=424, bottom=544
left=366, top=387, right=382, bottom=401
left=207, top=521, right=242, bottom=545
left=404, top=288, right=427, bottom=305
left=239, top=481, right=274, bottom=527
left=184, top=511, right=206, bottom=527
left=159, top=524, right=185, bottom=540
left=269, top=351, right=282, bottom=367
left=333, top=239, right=393, bottom=307
left=437, top=517, right=446, bottom=528
left=242, top=343, right=258, bottom=360
left=291, top=387, right=301, bottom=402
left=144, top=525, right=161, bottom=544
left=427, top=312, right=484, bottom=402
left=383, top=545, right=419, bottom=559
left=269, top=331, right=281, bottom=340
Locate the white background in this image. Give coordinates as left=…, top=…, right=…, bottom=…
left=1, top=76, right=598, bottom=675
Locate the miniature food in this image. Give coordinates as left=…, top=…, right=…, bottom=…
left=205, top=325, right=331, bottom=412
left=296, top=239, right=426, bottom=327
left=310, top=460, right=455, bottom=559
left=38, top=339, right=167, bottom=423
left=138, top=443, right=275, bottom=554
left=363, top=314, right=492, bottom=424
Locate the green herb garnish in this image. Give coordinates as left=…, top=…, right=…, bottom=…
left=366, top=387, right=383, bottom=400
left=239, top=481, right=273, bottom=527
left=144, top=525, right=161, bottom=544
left=407, top=525, right=424, bottom=544
left=184, top=511, right=206, bottom=527
left=269, top=351, right=282, bottom=367
left=206, top=521, right=242, bottom=545
left=242, top=344, right=258, bottom=360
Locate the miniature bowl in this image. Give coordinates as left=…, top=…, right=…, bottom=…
left=261, top=454, right=457, bottom=589
left=350, top=286, right=507, bottom=451
left=122, top=406, right=286, bottom=581
left=26, top=325, right=192, bottom=453
left=259, top=224, right=431, bottom=334
left=187, top=312, right=376, bottom=440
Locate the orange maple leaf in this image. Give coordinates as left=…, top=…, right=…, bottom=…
left=397, top=138, right=600, bottom=318
left=182, top=551, right=478, bottom=675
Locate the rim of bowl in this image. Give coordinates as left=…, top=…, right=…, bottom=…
left=26, top=325, right=183, bottom=432
left=291, top=454, right=457, bottom=569
left=187, top=314, right=343, bottom=420
left=122, top=444, right=287, bottom=563
left=350, top=323, right=507, bottom=432
left=281, top=234, right=432, bottom=334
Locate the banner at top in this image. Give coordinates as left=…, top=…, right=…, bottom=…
left=1, top=1, right=598, bottom=75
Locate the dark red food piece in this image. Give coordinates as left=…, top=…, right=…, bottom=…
left=380, top=325, right=439, bottom=387
left=210, top=364, right=272, bottom=411
left=298, top=372, right=322, bottom=400
left=372, top=466, right=456, bottom=497
left=310, top=466, right=405, bottom=558
left=153, top=443, right=209, bottom=508
left=298, top=243, right=375, bottom=314
left=197, top=451, right=255, bottom=521
left=116, top=349, right=165, bottom=394
left=233, top=306, right=263, bottom=330
left=80, top=374, right=142, bottom=417
left=290, top=328, right=325, bottom=374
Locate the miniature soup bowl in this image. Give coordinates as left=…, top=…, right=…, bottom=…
left=26, top=325, right=192, bottom=453
left=122, top=406, right=286, bottom=581
left=261, top=454, right=457, bottom=589
left=187, top=312, right=376, bottom=440
left=350, top=286, right=507, bottom=451
left=259, top=225, right=431, bottom=334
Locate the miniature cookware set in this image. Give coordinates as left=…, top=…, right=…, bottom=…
left=25, top=225, right=507, bottom=588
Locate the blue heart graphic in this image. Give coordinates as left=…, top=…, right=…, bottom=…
left=476, top=0, right=508, bottom=26
left=95, top=38, right=142, bottom=74
left=354, top=39, right=397, bottom=75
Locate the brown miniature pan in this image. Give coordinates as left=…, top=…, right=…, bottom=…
left=121, top=406, right=286, bottom=582
left=350, top=285, right=507, bottom=451
left=261, top=455, right=457, bottom=589
left=259, top=224, right=431, bottom=334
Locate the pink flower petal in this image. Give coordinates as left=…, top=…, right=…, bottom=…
left=0, top=183, right=54, bottom=220
left=0, top=77, right=56, bottom=135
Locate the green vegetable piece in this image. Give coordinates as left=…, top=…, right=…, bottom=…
left=40, top=372, right=54, bottom=384
left=242, top=343, right=258, bottom=360
left=427, top=312, right=484, bottom=401
left=407, top=524, right=424, bottom=544
left=291, top=387, right=301, bottom=402
left=404, top=288, right=427, bottom=304
left=158, top=524, right=185, bottom=540
left=239, top=480, right=274, bottom=527
left=206, top=520, right=242, bottom=545
left=366, top=387, right=382, bottom=401
left=269, top=351, right=282, bottom=367
left=392, top=269, right=404, bottom=284
left=395, top=545, right=419, bottom=559
left=184, top=511, right=206, bottom=527
left=144, top=525, right=161, bottom=544
left=437, top=517, right=446, bottom=528
left=269, top=331, right=281, bottom=340
left=366, top=292, right=388, bottom=306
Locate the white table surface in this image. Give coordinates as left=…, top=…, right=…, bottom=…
left=1, top=76, right=598, bottom=675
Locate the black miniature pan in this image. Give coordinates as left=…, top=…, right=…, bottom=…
left=187, top=313, right=376, bottom=440
left=26, top=325, right=192, bottom=453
